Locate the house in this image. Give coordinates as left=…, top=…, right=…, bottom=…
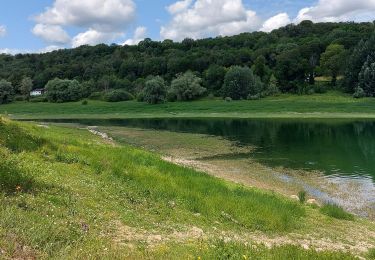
left=30, top=89, right=45, bottom=97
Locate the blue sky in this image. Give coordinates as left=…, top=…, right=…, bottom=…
left=0, top=0, right=373, bottom=54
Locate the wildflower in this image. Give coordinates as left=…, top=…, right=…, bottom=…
left=15, top=185, right=22, bottom=192
left=243, top=255, right=247, bottom=259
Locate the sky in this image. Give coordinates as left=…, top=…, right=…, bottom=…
left=0, top=0, right=374, bottom=54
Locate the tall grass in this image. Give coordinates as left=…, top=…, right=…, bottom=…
left=320, top=204, right=355, bottom=221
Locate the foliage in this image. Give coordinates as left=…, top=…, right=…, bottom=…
left=358, top=57, right=375, bottom=97
left=320, top=204, right=354, bottom=221
left=0, top=79, right=14, bottom=104
left=103, top=89, right=134, bottom=102
left=20, top=77, right=33, bottom=101
left=169, top=71, right=206, bottom=101
left=143, top=76, right=167, bottom=104
left=344, top=35, right=375, bottom=92
left=45, top=78, right=82, bottom=103
left=0, top=22, right=375, bottom=104
left=298, top=191, right=306, bottom=204
left=320, top=44, right=347, bottom=86
left=222, top=66, right=261, bottom=100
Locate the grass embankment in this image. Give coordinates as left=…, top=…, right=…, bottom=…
left=1, top=118, right=372, bottom=258
left=2, top=92, right=375, bottom=119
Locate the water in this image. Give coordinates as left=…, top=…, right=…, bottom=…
left=44, top=118, right=375, bottom=184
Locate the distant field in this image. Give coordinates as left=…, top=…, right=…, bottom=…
left=1, top=91, right=375, bottom=119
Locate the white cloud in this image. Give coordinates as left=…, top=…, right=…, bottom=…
left=72, top=29, right=124, bottom=48
left=0, top=25, right=6, bottom=37
left=33, top=0, right=136, bottom=47
left=167, top=0, right=193, bottom=14
left=295, top=0, right=375, bottom=23
left=161, top=0, right=261, bottom=41
left=32, top=24, right=70, bottom=44
left=260, top=13, right=291, bottom=32
left=124, top=26, right=147, bottom=45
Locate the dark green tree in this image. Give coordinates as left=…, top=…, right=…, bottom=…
left=45, top=78, right=82, bottom=103
left=320, top=44, right=347, bottom=86
left=0, top=79, right=14, bottom=104
left=222, top=66, right=260, bottom=100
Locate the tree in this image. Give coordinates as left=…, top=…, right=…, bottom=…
left=45, top=78, right=82, bottom=103
left=252, top=55, right=269, bottom=81
left=344, top=35, right=375, bottom=92
left=358, top=58, right=375, bottom=97
left=0, top=79, right=14, bottom=104
left=143, top=76, right=167, bottom=104
left=203, top=65, right=226, bottom=95
left=20, top=77, right=33, bottom=101
left=169, top=71, right=206, bottom=101
left=222, top=66, right=260, bottom=100
left=320, top=44, right=347, bottom=86
left=264, top=74, right=279, bottom=96
left=103, top=89, right=134, bottom=102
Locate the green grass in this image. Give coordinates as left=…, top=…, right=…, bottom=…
left=2, top=92, right=375, bottom=119
left=0, top=117, right=369, bottom=258
left=320, top=204, right=355, bottom=221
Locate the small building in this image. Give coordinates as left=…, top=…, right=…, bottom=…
left=30, top=89, right=45, bottom=97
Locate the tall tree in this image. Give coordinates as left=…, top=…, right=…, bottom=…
left=320, top=44, right=347, bottom=86
left=20, top=77, right=33, bottom=101
left=0, top=79, right=14, bottom=104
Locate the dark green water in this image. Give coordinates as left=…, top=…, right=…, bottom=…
left=43, top=118, right=375, bottom=183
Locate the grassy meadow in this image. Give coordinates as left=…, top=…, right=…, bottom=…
left=2, top=92, right=375, bottom=120
left=0, top=117, right=374, bottom=258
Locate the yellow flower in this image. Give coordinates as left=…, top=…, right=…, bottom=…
left=15, top=185, right=22, bottom=192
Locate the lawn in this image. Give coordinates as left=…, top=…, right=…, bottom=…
left=1, top=117, right=374, bottom=258
left=2, top=92, right=375, bottom=119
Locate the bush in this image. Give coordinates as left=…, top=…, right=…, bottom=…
left=169, top=71, right=206, bottom=101
left=143, top=76, right=167, bottom=104
left=224, top=97, right=232, bottom=102
left=103, top=89, right=134, bottom=102
left=88, top=92, right=104, bottom=100
left=81, top=100, right=88, bottom=105
left=320, top=204, right=354, bottom=220
left=30, top=96, right=48, bottom=103
left=353, top=86, right=366, bottom=98
left=45, top=78, right=82, bottom=103
left=14, top=95, right=25, bottom=101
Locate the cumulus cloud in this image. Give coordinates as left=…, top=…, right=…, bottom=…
left=72, top=29, right=124, bottom=48
left=161, top=0, right=261, bottom=41
left=167, top=0, right=193, bottom=14
left=0, top=25, right=6, bottom=37
left=260, top=13, right=291, bottom=32
left=295, top=0, right=375, bottom=23
left=32, top=24, right=70, bottom=44
left=124, top=26, right=147, bottom=45
left=33, top=0, right=136, bottom=47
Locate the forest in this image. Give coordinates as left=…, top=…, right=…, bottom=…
left=0, top=20, right=375, bottom=104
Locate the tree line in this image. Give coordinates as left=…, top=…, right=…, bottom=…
left=1, top=20, right=375, bottom=104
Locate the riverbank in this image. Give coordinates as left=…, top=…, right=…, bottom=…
left=2, top=92, right=375, bottom=120
left=1, top=118, right=374, bottom=259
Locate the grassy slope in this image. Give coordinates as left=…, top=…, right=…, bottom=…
left=2, top=92, right=375, bottom=119
left=0, top=118, right=373, bottom=259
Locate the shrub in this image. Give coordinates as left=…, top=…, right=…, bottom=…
left=320, top=204, right=354, bottom=220
left=169, top=71, right=206, bottom=101
left=143, top=76, right=167, bottom=104
left=298, top=191, right=306, bottom=204
left=14, top=95, right=25, bottom=101
left=103, top=89, right=134, bottom=102
left=224, top=97, right=232, bottom=102
left=353, top=86, right=366, bottom=98
left=30, top=96, right=48, bottom=103
left=0, top=79, right=14, bottom=104
left=45, top=78, right=82, bottom=103
left=88, top=92, right=104, bottom=100
left=82, top=100, right=88, bottom=105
